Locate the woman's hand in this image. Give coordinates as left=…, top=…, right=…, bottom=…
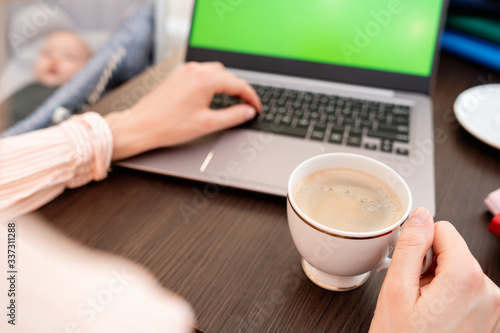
left=370, top=207, right=500, bottom=333
left=106, top=61, right=261, bottom=161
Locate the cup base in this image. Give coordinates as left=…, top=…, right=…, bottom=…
left=301, top=259, right=371, bottom=291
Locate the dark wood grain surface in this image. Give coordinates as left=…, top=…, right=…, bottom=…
left=38, top=53, right=500, bottom=333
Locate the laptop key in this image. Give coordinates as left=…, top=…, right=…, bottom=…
left=297, top=118, right=310, bottom=128
left=360, top=120, right=373, bottom=128
left=377, top=123, right=409, bottom=134
left=342, top=108, right=353, bottom=117
left=272, top=89, right=283, bottom=98
left=325, top=105, right=335, bottom=113
left=376, top=113, right=388, bottom=122
left=347, top=128, right=363, bottom=147
left=310, top=112, right=320, bottom=119
left=320, top=95, right=329, bottom=104
left=263, top=113, right=276, bottom=123
left=278, top=125, right=309, bottom=138
left=327, top=114, right=338, bottom=123
left=350, top=128, right=363, bottom=136
left=393, top=115, right=410, bottom=125
left=396, top=147, right=410, bottom=156
left=367, top=130, right=409, bottom=143
left=277, top=107, right=287, bottom=114
left=293, top=109, right=304, bottom=117
left=393, top=107, right=410, bottom=116
left=227, top=100, right=240, bottom=107
left=329, top=125, right=345, bottom=144
left=381, top=139, right=393, bottom=153
left=280, top=115, right=293, bottom=126
left=255, top=89, right=266, bottom=97
left=246, top=119, right=270, bottom=130
left=212, top=94, right=222, bottom=104
left=352, top=100, right=363, bottom=107
left=347, top=136, right=362, bottom=147
left=359, top=110, right=370, bottom=119
left=331, top=124, right=345, bottom=133
left=311, top=124, right=327, bottom=141
left=341, top=117, right=356, bottom=126
left=329, top=132, right=343, bottom=144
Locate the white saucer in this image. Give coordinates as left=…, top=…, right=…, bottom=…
left=454, top=84, right=500, bottom=150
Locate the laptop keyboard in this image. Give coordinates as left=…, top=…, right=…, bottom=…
left=210, top=84, right=411, bottom=155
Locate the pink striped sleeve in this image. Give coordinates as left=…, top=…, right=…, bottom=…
left=0, top=112, right=113, bottom=220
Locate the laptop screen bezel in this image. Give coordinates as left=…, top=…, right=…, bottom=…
left=185, top=0, right=449, bottom=95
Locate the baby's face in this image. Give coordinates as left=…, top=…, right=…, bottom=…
left=34, top=31, right=91, bottom=87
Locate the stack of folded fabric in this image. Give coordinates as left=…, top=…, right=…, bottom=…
left=442, top=1, right=500, bottom=72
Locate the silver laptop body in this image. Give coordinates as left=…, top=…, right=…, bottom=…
left=119, top=0, right=450, bottom=216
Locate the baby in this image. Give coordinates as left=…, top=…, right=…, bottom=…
left=34, top=30, right=92, bottom=87
left=1, top=31, right=92, bottom=128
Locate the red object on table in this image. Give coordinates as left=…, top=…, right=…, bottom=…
left=489, top=214, right=500, bottom=237
left=485, top=189, right=500, bottom=237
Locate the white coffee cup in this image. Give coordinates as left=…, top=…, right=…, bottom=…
left=287, top=153, right=433, bottom=291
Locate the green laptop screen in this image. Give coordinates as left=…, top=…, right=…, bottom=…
left=189, top=0, right=443, bottom=77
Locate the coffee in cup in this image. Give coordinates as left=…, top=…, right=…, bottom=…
left=293, top=168, right=405, bottom=233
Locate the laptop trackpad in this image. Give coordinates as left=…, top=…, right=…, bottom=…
left=203, top=130, right=323, bottom=190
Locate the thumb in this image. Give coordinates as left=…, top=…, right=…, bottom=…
left=383, top=207, right=434, bottom=303
left=206, top=104, right=257, bottom=132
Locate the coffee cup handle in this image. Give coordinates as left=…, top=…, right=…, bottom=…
left=376, top=246, right=434, bottom=276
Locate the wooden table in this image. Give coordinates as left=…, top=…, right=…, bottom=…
left=39, top=53, right=500, bottom=332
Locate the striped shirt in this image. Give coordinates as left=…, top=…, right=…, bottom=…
left=0, top=112, right=112, bottom=220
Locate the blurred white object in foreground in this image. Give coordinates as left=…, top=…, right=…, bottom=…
left=0, top=214, right=195, bottom=333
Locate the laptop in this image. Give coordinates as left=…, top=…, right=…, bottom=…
left=119, top=0, right=449, bottom=216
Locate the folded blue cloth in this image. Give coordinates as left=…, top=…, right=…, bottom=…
left=441, top=28, right=500, bottom=73
left=2, top=1, right=154, bottom=137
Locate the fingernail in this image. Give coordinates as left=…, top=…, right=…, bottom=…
left=244, top=106, right=257, bottom=120
left=408, top=207, right=429, bottom=225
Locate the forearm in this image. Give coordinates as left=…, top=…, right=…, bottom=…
left=104, top=109, right=151, bottom=161
left=0, top=112, right=112, bottom=219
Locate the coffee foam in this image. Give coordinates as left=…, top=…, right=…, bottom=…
left=293, top=168, right=404, bottom=233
